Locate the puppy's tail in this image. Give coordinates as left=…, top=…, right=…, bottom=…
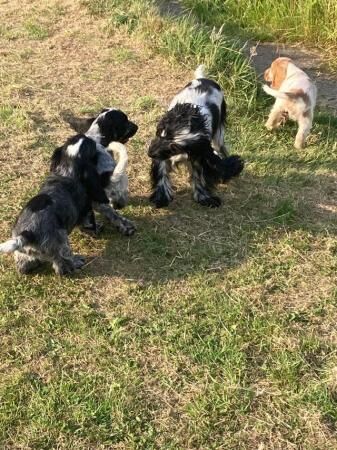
left=263, top=84, right=290, bottom=99
left=205, top=152, right=244, bottom=182
left=263, top=84, right=297, bottom=100
left=194, top=64, right=207, bottom=79
left=0, top=235, right=27, bottom=254
left=108, top=142, right=128, bottom=183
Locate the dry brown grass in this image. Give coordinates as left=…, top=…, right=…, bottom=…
left=0, top=0, right=337, bottom=448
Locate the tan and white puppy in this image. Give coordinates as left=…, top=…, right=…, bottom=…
left=263, top=57, right=317, bottom=149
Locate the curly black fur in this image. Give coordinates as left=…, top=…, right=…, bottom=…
left=148, top=99, right=244, bottom=209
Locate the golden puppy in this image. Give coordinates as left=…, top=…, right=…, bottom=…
left=263, top=57, right=317, bottom=149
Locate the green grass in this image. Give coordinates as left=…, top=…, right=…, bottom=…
left=24, top=20, right=50, bottom=40
left=0, top=105, right=29, bottom=131
left=183, top=0, right=337, bottom=67
left=85, top=0, right=257, bottom=107
left=110, top=47, right=138, bottom=63
left=1, top=0, right=337, bottom=448
left=134, top=95, right=158, bottom=112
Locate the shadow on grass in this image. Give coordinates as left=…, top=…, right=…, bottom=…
left=82, top=167, right=336, bottom=284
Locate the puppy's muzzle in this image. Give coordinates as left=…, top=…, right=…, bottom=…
left=121, top=122, right=138, bottom=143
left=148, top=139, right=165, bottom=159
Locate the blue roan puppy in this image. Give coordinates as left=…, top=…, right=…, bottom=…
left=0, top=135, right=108, bottom=275
left=148, top=65, right=244, bottom=208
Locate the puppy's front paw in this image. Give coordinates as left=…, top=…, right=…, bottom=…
left=198, top=195, right=222, bottom=208
left=294, top=139, right=305, bottom=150
left=117, top=218, right=136, bottom=236
left=53, top=260, right=76, bottom=276
left=72, top=254, right=86, bottom=269
left=265, top=121, right=274, bottom=131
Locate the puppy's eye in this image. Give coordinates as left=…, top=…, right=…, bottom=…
left=160, top=129, right=167, bottom=138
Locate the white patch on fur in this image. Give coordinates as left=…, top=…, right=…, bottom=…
left=168, top=75, right=223, bottom=139
left=170, top=153, right=188, bottom=169
left=174, top=127, right=190, bottom=139
left=174, top=128, right=199, bottom=145
left=0, top=238, right=21, bottom=253
left=85, top=108, right=118, bottom=143
left=108, top=142, right=128, bottom=182
left=161, top=129, right=167, bottom=137
left=170, top=154, right=188, bottom=164
left=85, top=122, right=101, bottom=142
left=66, top=138, right=83, bottom=157
left=194, top=64, right=207, bottom=79
left=105, top=142, right=129, bottom=207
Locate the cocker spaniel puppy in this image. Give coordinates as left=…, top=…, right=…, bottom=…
left=148, top=65, right=244, bottom=208
left=0, top=136, right=109, bottom=275
left=63, top=108, right=138, bottom=209
left=263, top=57, right=317, bottom=149
left=62, top=108, right=138, bottom=235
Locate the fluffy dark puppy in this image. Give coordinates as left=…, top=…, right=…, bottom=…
left=51, top=134, right=135, bottom=237
left=148, top=65, right=244, bottom=208
left=0, top=136, right=108, bottom=275
left=63, top=108, right=138, bottom=210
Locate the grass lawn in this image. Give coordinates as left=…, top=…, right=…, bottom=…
left=182, top=0, right=337, bottom=69
left=0, top=0, right=336, bottom=448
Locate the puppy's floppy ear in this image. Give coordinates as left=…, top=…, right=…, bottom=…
left=50, top=146, right=63, bottom=172
left=270, top=57, right=291, bottom=89
left=264, top=67, right=272, bottom=82
left=82, top=163, right=109, bottom=204
left=62, top=113, right=96, bottom=134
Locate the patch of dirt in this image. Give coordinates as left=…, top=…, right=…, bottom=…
left=246, top=42, right=337, bottom=113
left=157, top=0, right=184, bottom=17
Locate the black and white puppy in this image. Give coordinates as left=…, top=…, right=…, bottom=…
left=63, top=107, right=138, bottom=209
left=148, top=65, right=244, bottom=208
left=62, top=108, right=138, bottom=235
left=0, top=136, right=109, bottom=275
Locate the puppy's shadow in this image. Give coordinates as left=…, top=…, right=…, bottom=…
left=79, top=167, right=336, bottom=286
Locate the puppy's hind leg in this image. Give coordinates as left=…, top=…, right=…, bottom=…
left=294, top=114, right=312, bottom=149
left=150, top=159, right=173, bottom=208
left=191, top=160, right=221, bottom=208
left=265, top=103, right=284, bottom=130
left=50, top=233, right=85, bottom=275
